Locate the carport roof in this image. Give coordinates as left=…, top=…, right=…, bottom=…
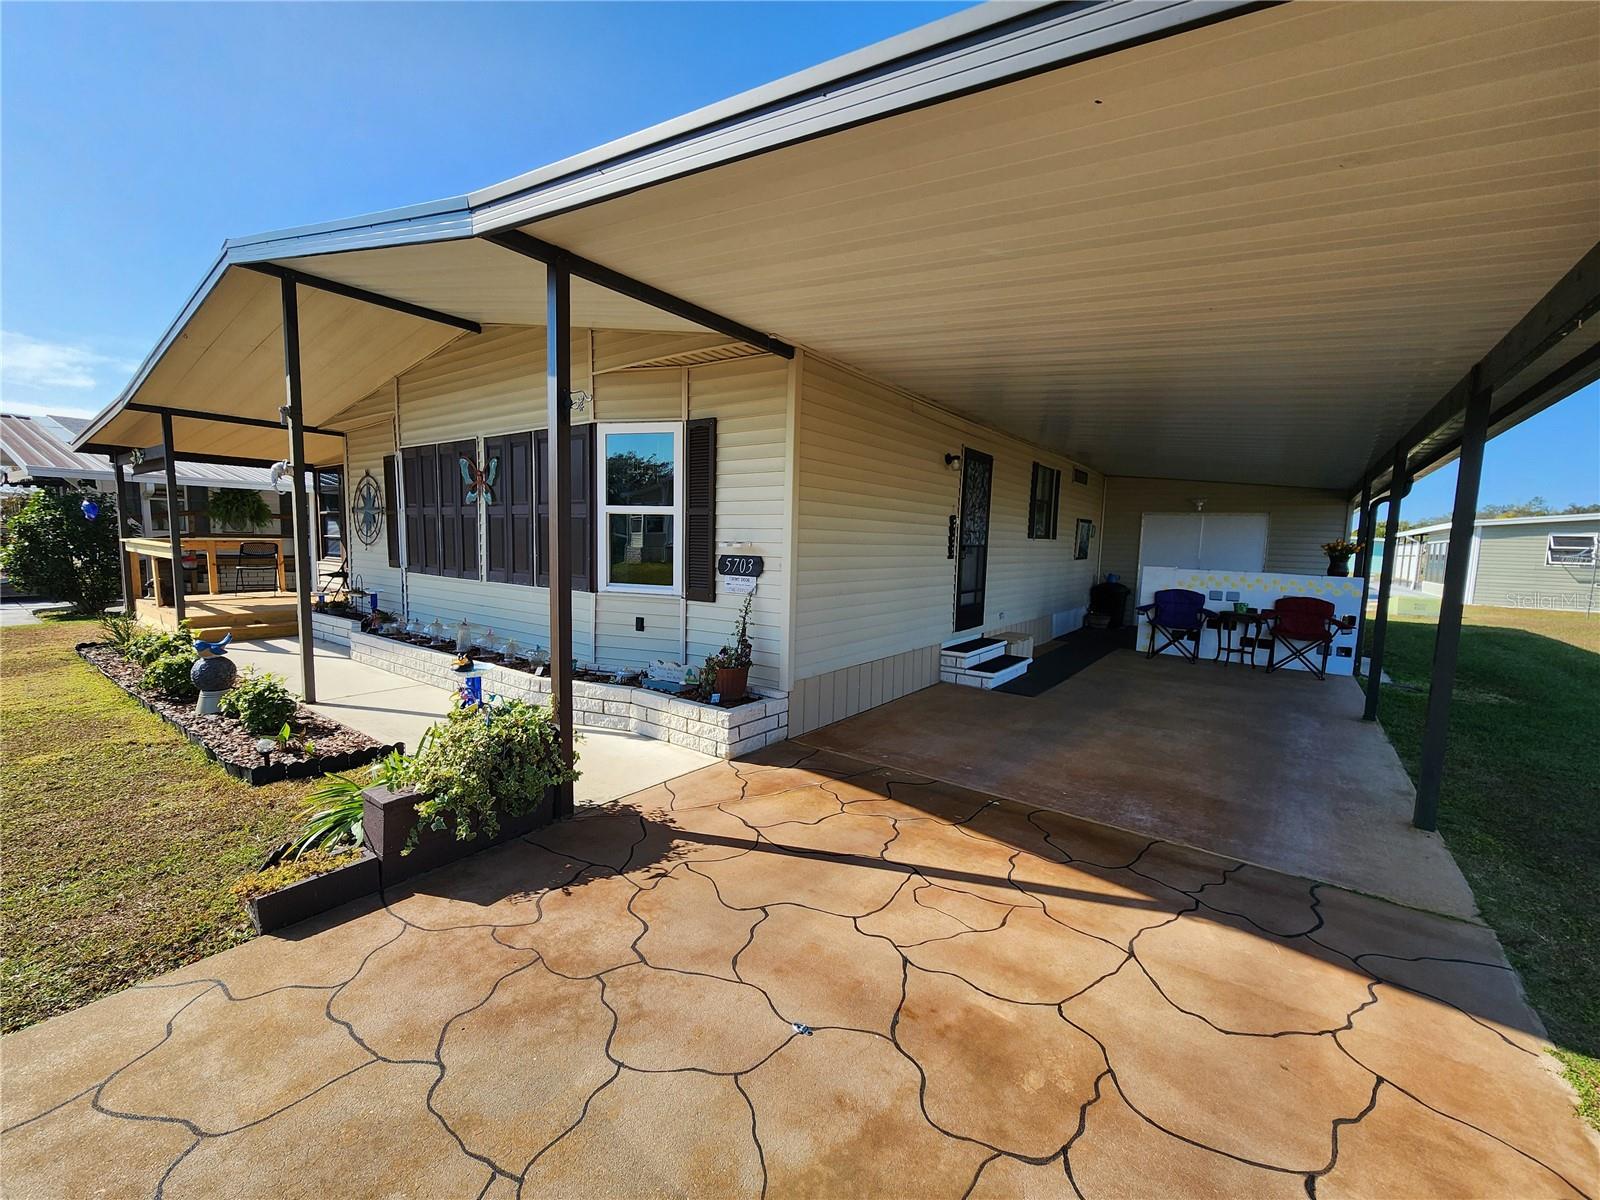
left=76, top=0, right=1600, bottom=489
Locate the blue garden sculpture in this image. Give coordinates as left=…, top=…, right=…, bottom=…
left=191, top=632, right=238, bottom=713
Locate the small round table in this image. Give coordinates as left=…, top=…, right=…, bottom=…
left=1211, top=611, right=1270, bottom=668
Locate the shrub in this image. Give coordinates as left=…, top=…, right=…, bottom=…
left=206, top=488, right=273, bottom=532
left=0, top=488, right=121, bottom=614
left=143, top=651, right=199, bottom=700
left=217, top=668, right=298, bottom=735
left=231, top=848, right=363, bottom=904
left=407, top=697, right=578, bottom=845
left=124, top=623, right=195, bottom=667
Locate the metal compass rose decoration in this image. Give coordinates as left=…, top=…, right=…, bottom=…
left=460, top=454, right=499, bottom=503
left=351, top=470, right=385, bottom=547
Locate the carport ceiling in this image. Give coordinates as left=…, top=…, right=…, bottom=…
left=517, top=1, right=1599, bottom=489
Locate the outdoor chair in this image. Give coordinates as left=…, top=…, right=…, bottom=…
left=1265, top=596, right=1343, bottom=679
left=1136, top=589, right=1213, bottom=662
left=233, top=541, right=280, bottom=593
left=317, top=557, right=349, bottom=598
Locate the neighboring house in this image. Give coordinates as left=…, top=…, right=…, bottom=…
left=67, top=1, right=1596, bottom=749
left=1390, top=513, right=1600, bottom=613
left=0, top=411, right=336, bottom=593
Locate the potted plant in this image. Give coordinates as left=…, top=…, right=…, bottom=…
left=1322, top=537, right=1361, bottom=577
left=696, top=594, right=754, bottom=702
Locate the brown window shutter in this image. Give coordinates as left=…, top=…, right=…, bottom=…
left=684, top=417, right=717, bottom=603
left=401, top=447, right=424, bottom=571
left=450, top=439, right=479, bottom=580
left=508, top=432, right=534, bottom=586
left=535, top=427, right=596, bottom=591
left=186, top=487, right=211, bottom=535
left=484, top=435, right=508, bottom=584
left=383, top=455, right=401, bottom=568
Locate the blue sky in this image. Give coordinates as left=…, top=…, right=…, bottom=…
left=2, top=1, right=1595, bottom=511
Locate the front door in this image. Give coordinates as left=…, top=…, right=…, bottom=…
left=954, top=447, right=993, bottom=631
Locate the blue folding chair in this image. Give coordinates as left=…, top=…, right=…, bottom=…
left=1136, top=589, right=1213, bottom=662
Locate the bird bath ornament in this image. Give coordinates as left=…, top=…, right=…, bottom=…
left=191, top=633, right=237, bottom=715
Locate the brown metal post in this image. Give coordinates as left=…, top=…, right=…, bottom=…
left=1414, top=372, right=1492, bottom=830
left=546, top=258, right=575, bottom=819
left=159, top=412, right=187, bottom=624
left=1362, top=444, right=1408, bottom=722
left=280, top=275, right=318, bottom=704
left=1350, top=479, right=1373, bottom=668
left=111, top=456, right=138, bottom=614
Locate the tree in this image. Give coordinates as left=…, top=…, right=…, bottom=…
left=0, top=488, right=122, bottom=614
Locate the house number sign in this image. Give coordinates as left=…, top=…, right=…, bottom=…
left=717, top=554, right=764, bottom=578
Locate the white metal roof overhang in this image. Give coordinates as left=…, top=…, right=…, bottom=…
left=77, top=0, right=1600, bottom=490
left=503, top=0, right=1599, bottom=491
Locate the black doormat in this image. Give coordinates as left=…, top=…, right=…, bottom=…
left=994, top=626, right=1132, bottom=697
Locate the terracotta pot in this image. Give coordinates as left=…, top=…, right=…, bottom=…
left=1327, top=555, right=1352, bottom=577
left=714, top=666, right=750, bottom=700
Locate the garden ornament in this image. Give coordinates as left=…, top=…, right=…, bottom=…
left=458, top=454, right=499, bottom=503
left=191, top=632, right=238, bottom=715
left=79, top=496, right=100, bottom=521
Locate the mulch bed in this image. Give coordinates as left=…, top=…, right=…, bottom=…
left=77, top=643, right=399, bottom=785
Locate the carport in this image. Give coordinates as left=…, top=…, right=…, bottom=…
left=75, top=0, right=1600, bottom=841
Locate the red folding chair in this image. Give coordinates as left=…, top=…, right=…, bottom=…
left=1265, top=596, right=1341, bottom=679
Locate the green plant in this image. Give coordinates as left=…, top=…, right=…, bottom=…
left=406, top=697, right=578, bottom=846
left=99, top=612, right=138, bottom=654
left=0, top=488, right=121, bottom=614
left=369, top=747, right=416, bottom=791
left=124, top=623, right=195, bottom=667
left=230, top=848, right=363, bottom=904
left=206, top=488, right=273, bottom=532
left=283, top=774, right=365, bottom=858
left=1321, top=537, right=1362, bottom=558
left=143, top=650, right=198, bottom=700
left=217, top=668, right=298, bottom=736
left=692, top=595, right=755, bottom=701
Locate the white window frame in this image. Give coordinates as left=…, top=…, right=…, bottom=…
left=596, top=421, right=683, bottom=595
left=1546, top=532, right=1597, bottom=566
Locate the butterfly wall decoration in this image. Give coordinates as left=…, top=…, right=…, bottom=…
left=459, top=455, right=500, bottom=503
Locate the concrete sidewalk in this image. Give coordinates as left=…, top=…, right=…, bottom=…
left=225, top=637, right=717, bottom=806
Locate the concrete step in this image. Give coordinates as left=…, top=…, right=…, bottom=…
left=940, top=636, right=1008, bottom=670
left=941, top=653, right=1031, bottom=690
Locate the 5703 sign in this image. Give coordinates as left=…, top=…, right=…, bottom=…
left=716, top=554, right=764, bottom=578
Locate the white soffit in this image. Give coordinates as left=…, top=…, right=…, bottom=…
left=520, top=1, right=1600, bottom=488
left=269, top=239, right=709, bottom=333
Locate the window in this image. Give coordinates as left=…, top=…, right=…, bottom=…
left=317, top=469, right=345, bottom=560
left=599, top=423, right=680, bottom=592
left=1028, top=463, right=1061, bottom=540
left=1422, top=539, right=1449, bottom=586
left=144, top=485, right=186, bottom=536
left=1548, top=532, right=1597, bottom=566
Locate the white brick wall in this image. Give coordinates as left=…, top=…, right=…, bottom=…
left=345, top=629, right=788, bottom=758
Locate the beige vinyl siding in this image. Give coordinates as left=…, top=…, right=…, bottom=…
left=593, top=331, right=735, bottom=375
left=789, top=645, right=943, bottom=739
left=337, top=387, right=403, bottom=611
left=1471, top=521, right=1600, bottom=609
left=399, top=325, right=592, bottom=446
left=327, top=326, right=792, bottom=687
left=684, top=356, right=790, bottom=693
left=1100, top=477, right=1349, bottom=595
left=794, top=353, right=1103, bottom=683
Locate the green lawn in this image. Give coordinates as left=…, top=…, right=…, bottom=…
left=1370, top=605, right=1599, bottom=1129
left=0, top=617, right=312, bottom=1033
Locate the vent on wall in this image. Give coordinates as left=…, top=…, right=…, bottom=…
left=1072, top=468, right=1090, bottom=486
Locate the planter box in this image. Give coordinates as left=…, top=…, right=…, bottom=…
left=244, top=852, right=381, bottom=934
left=311, top=611, right=363, bottom=648
left=347, top=628, right=790, bottom=758
left=362, top=783, right=556, bottom=886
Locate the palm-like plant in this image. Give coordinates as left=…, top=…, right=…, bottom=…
left=285, top=773, right=366, bottom=859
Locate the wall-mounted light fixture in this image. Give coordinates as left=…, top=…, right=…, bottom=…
left=269, top=461, right=292, bottom=493
left=944, top=453, right=962, bottom=470
left=1192, top=497, right=1207, bottom=512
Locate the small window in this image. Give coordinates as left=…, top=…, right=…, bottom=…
left=1547, top=532, right=1597, bottom=566
left=599, top=423, right=680, bottom=592
left=1028, top=463, right=1061, bottom=540
left=317, top=469, right=345, bottom=560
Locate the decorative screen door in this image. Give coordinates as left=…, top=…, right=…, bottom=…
left=954, top=447, right=993, bottom=631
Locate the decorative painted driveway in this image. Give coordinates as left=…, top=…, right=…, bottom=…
left=4, top=745, right=1595, bottom=1199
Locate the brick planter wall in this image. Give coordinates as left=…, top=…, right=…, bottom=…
left=344, top=628, right=788, bottom=758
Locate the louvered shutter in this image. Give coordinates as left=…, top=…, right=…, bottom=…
left=383, top=455, right=400, bottom=568
left=684, top=417, right=717, bottom=602
left=401, top=447, right=424, bottom=571
left=448, top=439, right=479, bottom=580
left=535, top=427, right=596, bottom=591
left=484, top=435, right=508, bottom=583
left=484, top=433, right=533, bottom=586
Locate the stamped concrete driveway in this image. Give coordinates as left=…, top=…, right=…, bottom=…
left=4, top=745, right=1595, bottom=1199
